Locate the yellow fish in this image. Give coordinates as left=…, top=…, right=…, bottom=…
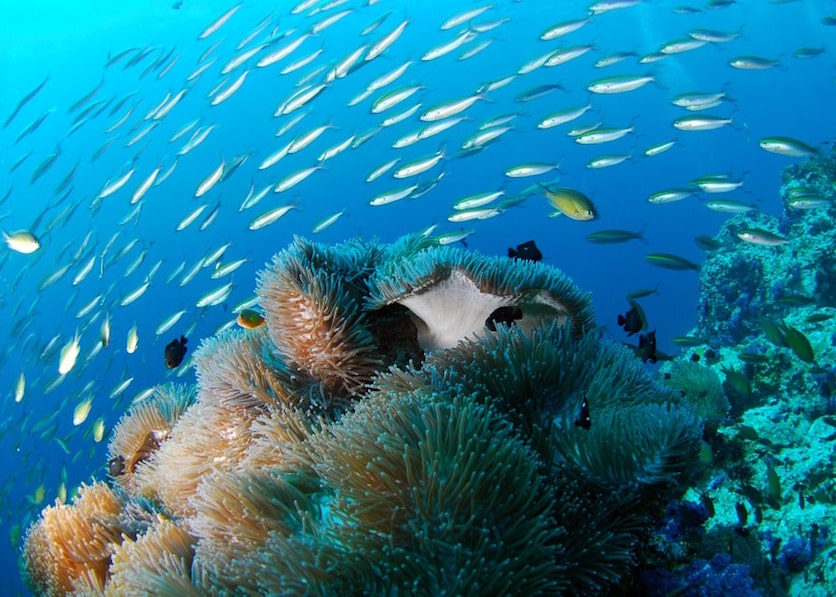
left=539, top=185, right=598, bottom=221
left=3, top=229, right=41, bottom=254
left=126, top=322, right=139, bottom=354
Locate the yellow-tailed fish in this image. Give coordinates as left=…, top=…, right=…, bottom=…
left=120, top=277, right=150, bottom=306
left=211, top=71, right=249, bottom=106
left=422, top=30, right=477, bottom=61
left=232, top=295, right=259, bottom=314
left=72, top=254, right=97, bottom=286
left=274, top=166, right=322, bottom=193
left=97, top=168, right=134, bottom=199
left=759, top=136, right=820, bottom=157
left=588, top=74, right=654, bottom=94
left=441, top=5, right=492, bottom=30
left=176, top=204, right=208, bottom=231
left=366, top=19, right=409, bottom=61
left=448, top=207, right=502, bottom=222
left=645, top=253, right=700, bottom=271
left=257, top=33, right=311, bottom=68
left=202, top=242, right=232, bottom=269
left=575, top=126, right=634, bottom=144
left=109, top=377, right=134, bottom=400
left=211, top=258, right=247, bottom=279
left=393, top=151, right=445, bottom=178
left=180, top=260, right=203, bottom=286
left=540, top=185, right=598, bottom=221
left=537, top=104, right=592, bottom=129
left=729, top=55, right=779, bottom=70
left=435, top=229, right=474, bottom=245
left=100, top=313, right=111, bottom=347
left=369, top=185, right=417, bottom=206
left=673, top=115, right=733, bottom=131
left=505, top=163, right=558, bottom=178
left=131, top=167, right=160, bottom=204
left=644, top=140, right=676, bottom=157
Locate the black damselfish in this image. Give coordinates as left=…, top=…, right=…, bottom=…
left=574, top=393, right=591, bottom=430
left=164, top=335, right=188, bottom=369
left=507, top=240, right=543, bottom=262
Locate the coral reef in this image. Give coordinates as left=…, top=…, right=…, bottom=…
left=671, top=143, right=836, bottom=596
left=638, top=553, right=761, bottom=597
left=22, top=235, right=704, bottom=595
left=697, top=142, right=836, bottom=345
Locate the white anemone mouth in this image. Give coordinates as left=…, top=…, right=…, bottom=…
left=396, top=269, right=572, bottom=351
left=398, top=270, right=515, bottom=351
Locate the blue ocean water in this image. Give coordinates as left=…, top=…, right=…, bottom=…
left=0, top=0, right=834, bottom=593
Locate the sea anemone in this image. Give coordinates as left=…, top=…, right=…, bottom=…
left=22, top=234, right=706, bottom=595
left=663, top=360, right=730, bottom=426
left=285, top=387, right=564, bottom=595
left=106, top=518, right=200, bottom=596
left=551, top=402, right=702, bottom=494
left=192, top=326, right=304, bottom=412
left=189, top=468, right=320, bottom=591
left=141, top=397, right=258, bottom=518
left=378, top=321, right=702, bottom=590
left=366, top=236, right=594, bottom=351
left=256, top=236, right=387, bottom=404
left=107, top=384, right=194, bottom=498
left=243, top=406, right=320, bottom=472
left=549, top=474, right=642, bottom=594
left=138, top=329, right=316, bottom=517
left=375, top=322, right=680, bottom=466
left=22, top=482, right=124, bottom=595
left=136, top=390, right=259, bottom=516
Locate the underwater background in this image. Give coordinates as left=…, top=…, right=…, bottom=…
left=1, top=0, right=835, bottom=594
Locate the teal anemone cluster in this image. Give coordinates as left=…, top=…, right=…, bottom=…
left=22, top=235, right=704, bottom=596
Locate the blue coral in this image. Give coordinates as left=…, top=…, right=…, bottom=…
left=639, top=554, right=761, bottom=597
left=651, top=499, right=709, bottom=562
left=776, top=526, right=829, bottom=574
